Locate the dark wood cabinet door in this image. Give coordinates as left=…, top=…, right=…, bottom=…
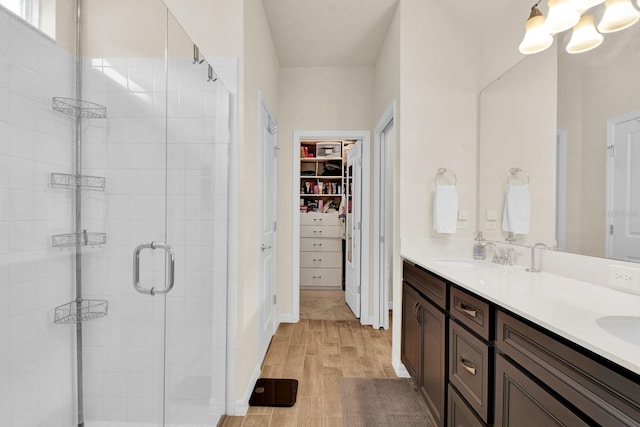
left=401, top=282, right=422, bottom=380
left=495, top=355, right=589, bottom=427
left=420, top=297, right=447, bottom=427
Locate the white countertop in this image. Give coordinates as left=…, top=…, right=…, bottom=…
left=401, top=239, right=640, bottom=376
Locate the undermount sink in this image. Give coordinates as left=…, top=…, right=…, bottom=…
left=596, top=316, right=640, bottom=347
left=430, top=258, right=499, bottom=270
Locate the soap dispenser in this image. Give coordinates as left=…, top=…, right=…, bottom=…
left=473, top=231, right=486, bottom=260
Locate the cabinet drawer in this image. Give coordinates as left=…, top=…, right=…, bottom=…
left=449, top=320, right=491, bottom=423
left=402, top=261, right=447, bottom=309
left=300, top=225, right=342, bottom=238
left=300, top=252, right=342, bottom=268
left=448, top=385, right=486, bottom=427
left=497, top=310, right=640, bottom=427
left=300, top=268, right=341, bottom=288
left=300, top=237, right=342, bottom=252
left=495, top=354, right=589, bottom=427
left=450, top=287, right=491, bottom=340
left=300, top=213, right=340, bottom=226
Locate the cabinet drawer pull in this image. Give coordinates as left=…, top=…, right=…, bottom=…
left=313, top=258, right=322, bottom=262
left=313, top=230, right=323, bottom=234
left=413, top=302, right=420, bottom=322
left=312, top=275, right=322, bottom=279
left=460, top=358, right=477, bottom=376
left=460, top=303, right=477, bottom=318
left=313, top=243, right=322, bottom=246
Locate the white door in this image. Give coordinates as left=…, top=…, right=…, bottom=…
left=345, top=141, right=362, bottom=317
left=258, top=96, right=278, bottom=357
left=608, top=115, right=640, bottom=262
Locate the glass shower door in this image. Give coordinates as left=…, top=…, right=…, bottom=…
left=80, top=2, right=229, bottom=426
left=163, top=12, right=229, bottom=425
left=80, top=0, right=171, bottom=424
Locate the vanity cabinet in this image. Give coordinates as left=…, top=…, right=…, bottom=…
left=495, top=354, right=590, bottom=427
left=496, top=310, right=640, bottom=427
left=402, top=262, right=447, bottom=427
left=402, top=259, right=640, bottom=427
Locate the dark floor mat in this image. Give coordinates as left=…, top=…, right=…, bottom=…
left=249, top=378, right=299, bottom=407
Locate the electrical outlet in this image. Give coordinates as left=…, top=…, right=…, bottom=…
left=485, top=221, right=497, bottom=230
left=457, top=220, right=467, bottom=230
left=608, top=265, right=640, bottom=293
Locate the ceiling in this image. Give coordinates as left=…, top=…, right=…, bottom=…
left=261, top=0, right=399, bottom=67
left=261, top=0, right=516, bottom=67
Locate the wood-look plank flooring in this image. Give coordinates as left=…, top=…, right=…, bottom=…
left=219, top=316, right=395, bottom=427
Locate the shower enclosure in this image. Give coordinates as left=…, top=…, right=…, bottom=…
left=1, top=0, right=232, bottom=425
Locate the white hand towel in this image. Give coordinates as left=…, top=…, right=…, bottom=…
left=433, top=185, right=458, bottom=234
left=502, top=184, right=530, bottom=234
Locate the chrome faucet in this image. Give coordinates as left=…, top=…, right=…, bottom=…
left=526, top=243, right=549, bottom=272
left=482, top=242, right=514, bottom=266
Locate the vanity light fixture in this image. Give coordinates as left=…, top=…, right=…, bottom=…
left=566, top=15, right=604, bottom=53
left=518, top=2, right=555, bottom=54
left=597, top=0, right=640, bottom=33
left=574, top=0, right=606, bottom=12
left=545, top=0, right=581, bottom=33
left=519, top=0, right=640, bottom=54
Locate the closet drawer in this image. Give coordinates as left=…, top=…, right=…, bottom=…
left=300, top=237, right=342, bottom=252
left=449, top=320, right=491, bottom=423
left=450, top=287, right=491, bottom=340
left=300, top=268, right=342, bottom=287
left=300, top=213, right=340, bottom=226
left=300, top=225, right=342, bottom=238
left=300, top=252, right=342, bottom=268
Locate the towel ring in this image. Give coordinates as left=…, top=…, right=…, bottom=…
left=507, top=167, right=529, bottom=185
left=435, top=168, right=457, bottom=185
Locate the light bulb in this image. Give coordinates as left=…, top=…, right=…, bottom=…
left=545, top=0, right=581, bottom=33
left=597, top=0, right=640, bottom=33
left=573, top=0, right=606, bottom=12
left=566, top=15, right=604, bottom=53
left=519, top=6, right=554, bottom=54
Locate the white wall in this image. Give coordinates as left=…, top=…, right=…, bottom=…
left=233, top=0, right=280, bottom=410
left=394, top=0, right=480, bottom=368
left=276, top=66, right=375, bottom=318
left=398, top=0, right=479, bottom=240
left=0, top=7, right=77, bottom=426
left=374, top=7, right=400, bottom=315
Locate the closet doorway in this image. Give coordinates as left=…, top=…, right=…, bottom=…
left=292, top=131, right=371, bottom=323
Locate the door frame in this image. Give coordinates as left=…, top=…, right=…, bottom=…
left=373, top=101, right=395, bottom=329
left=605, top=109, right=640, bottom=258
left=292, top=130, right=371, bottom=323
left=257, top=91, right=279, bottom=359
left=556, top=128, right=567, bottom=252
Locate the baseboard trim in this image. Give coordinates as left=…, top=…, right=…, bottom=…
left=231, top=363, right=261, bottom=416
left=278, top=313, right=296, bottom=323
left=392, top=357, right=411, bottom=378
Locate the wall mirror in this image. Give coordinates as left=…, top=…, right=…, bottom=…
left=479, top=13, right=640, bottom=264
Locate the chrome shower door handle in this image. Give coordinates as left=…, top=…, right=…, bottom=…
left=133, top=241, right=175, bottom=296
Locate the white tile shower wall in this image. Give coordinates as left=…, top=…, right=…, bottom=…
left=0, top=6, right=77, bottom=427
left=80, top=57, right=231, bottom=425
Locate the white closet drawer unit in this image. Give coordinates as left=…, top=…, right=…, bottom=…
left=300, top=225, right=342, bottom=239
left=300, top=213, right=340, bottom=226
left=300, top=252, right=342, bottom=269
left=300, top=238, right=342, bottom=252
left=300, top=268, right=342, bottom=288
